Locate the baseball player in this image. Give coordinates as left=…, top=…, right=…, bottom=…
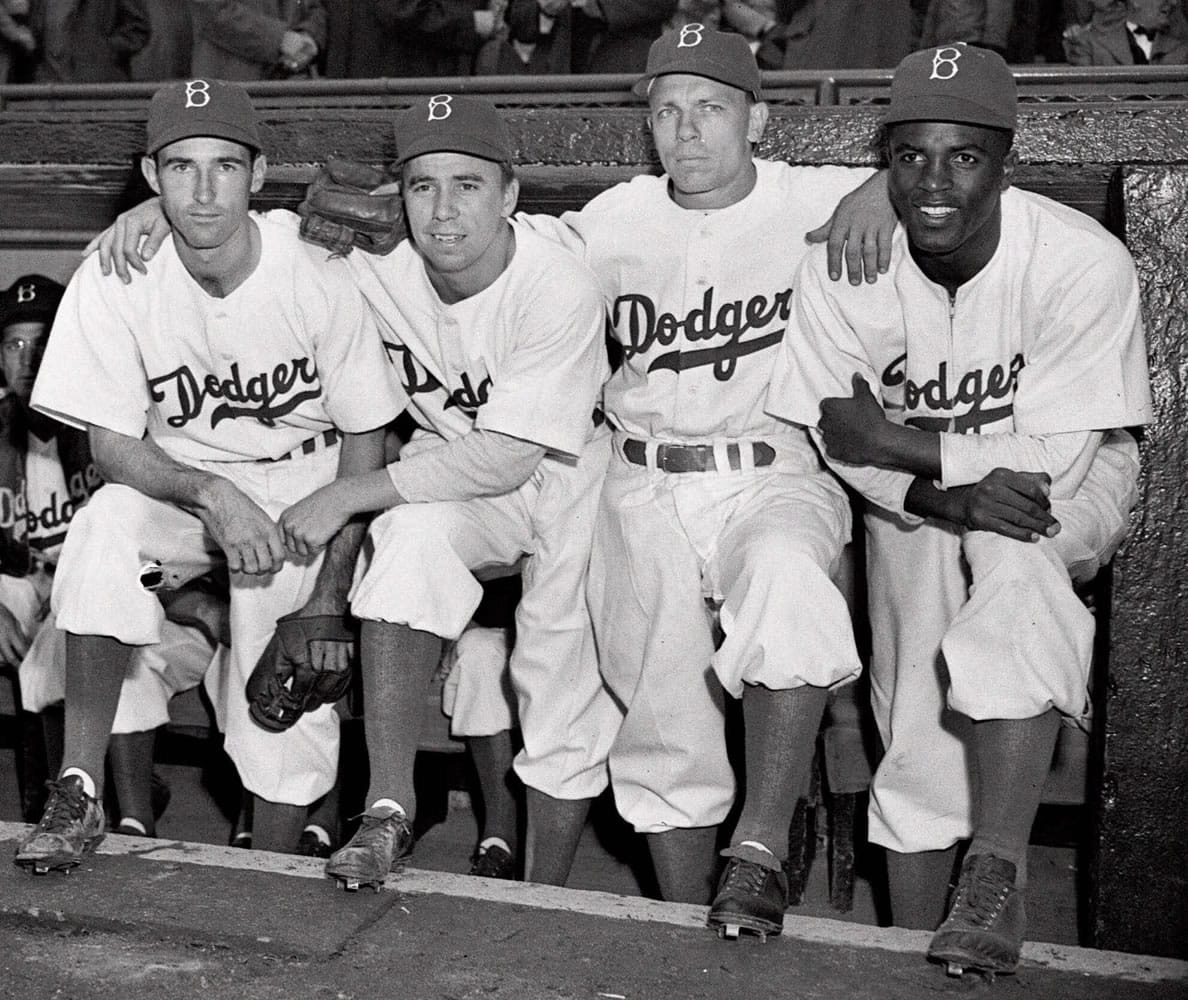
left=271, top=95, right=618, bottom=891
left=513, top=26, right=895, bottom=937
left=0, top=273, right=222, bottom=838
left=768, top=44, right=1152, bottom=974
left=15, top=78, right=404, bottom=874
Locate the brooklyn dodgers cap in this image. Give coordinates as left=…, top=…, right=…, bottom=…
left=0, top=275, right=65, bottom=331
left=884, top=43, right=1017, bottom=132
left=633, top=24, right=763, bottom=102
left=146, top=78, right=263, bottom=156
left=393, top=95, right=514, bottom=167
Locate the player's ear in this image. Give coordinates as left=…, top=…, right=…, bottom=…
left=501, top=176, right=520, bottom=219
left=1000, top=147, right=1018, bottom=192
left=250, top=153, right=268, bottom=194
left=141, top=154, right=161, bottom=195
left=747, top=100, right=769, bottom=145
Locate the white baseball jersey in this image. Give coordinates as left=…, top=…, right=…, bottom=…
left=769, top=185, right=1153, bottom=854
left=33, top=210, right=405, bottom=807
left=345, top=219, right=621, bottom=803
left=542, top=159, right=874, bottom=441
left=345, top=221, right=608, bottom=462
left=521, top=160, right=872, bottom=833
left=24, top=433, right=98, bottom=564
left=33, top=211, right=405, bottom=463
left=769, top=187, right=1153, bottom=484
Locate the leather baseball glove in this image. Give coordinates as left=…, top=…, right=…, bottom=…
left=297, top=159, right=405, bottom=256
left=246, top=610, right=359, bottom=733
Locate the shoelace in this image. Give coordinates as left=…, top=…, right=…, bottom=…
left=38, top=779, right=88, bottom=832
left=722, top=859, right=769, bottom=895
left=950, top=863, right=1009, bottom=927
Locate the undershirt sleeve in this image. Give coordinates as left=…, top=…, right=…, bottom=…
left=940, top=430, right=1100, bottom=499
left=386, top=429, right=546, bottom=503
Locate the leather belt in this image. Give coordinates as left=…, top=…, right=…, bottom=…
left=621, top=438, right=776, bottom=473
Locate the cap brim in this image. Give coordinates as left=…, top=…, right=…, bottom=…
left=148, top=125, right=262, bottom=156
left=882, top=94, right=1015, bottom=132
left=394, top=137, right=511, bottom=167
left=632, top=64, right=761, bottom=101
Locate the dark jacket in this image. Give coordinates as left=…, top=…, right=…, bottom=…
left=327, top=0, right=488, bottom=78
left=30, top=0, right=149, bottom=82
left=570, top=0, right=675, bottom=74
left=188, top=0, right=328, bottom=80
left=1064, top=19, right=1188, bottom=64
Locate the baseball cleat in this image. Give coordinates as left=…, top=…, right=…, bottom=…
left=14, top=775, right=106, bottom=875
left=324, top=806, right=413, bottom=892
left=927, top=853, right=1024, bottom=977
left=468, top=842, right=515, bottom=880
left=707, top=856, right=789, bottom=943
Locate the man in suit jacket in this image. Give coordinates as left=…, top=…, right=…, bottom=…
left=1064, top=0, right=1188, bottom=64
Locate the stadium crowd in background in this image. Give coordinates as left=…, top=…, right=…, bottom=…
left=1, top=0, right=1186, bottom=84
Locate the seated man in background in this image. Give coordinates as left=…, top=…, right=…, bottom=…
left=769, top=44, right=1152, bottom=975
left=0, top=274, right=220, bottom=838
left=15, top=78, right=403, bottom=874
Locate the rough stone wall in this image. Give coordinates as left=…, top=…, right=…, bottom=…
left=1093, top=166, right=1188, bottom=959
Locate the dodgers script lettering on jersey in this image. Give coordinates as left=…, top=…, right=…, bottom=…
left=384, top=342, right=493, bottom=420
left=614, top=285, right=793, bottom=381
left=882, top=350, right=1025, bottom=434
left=147, top=357, right=321, bottom=428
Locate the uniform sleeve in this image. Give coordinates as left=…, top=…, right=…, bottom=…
left=474, top=259, right=608, bottom=458
left=786, top=164, right=879, bottom=236
left=305, top=253, right=409, bottom=433
left=940, top=429, right=1101, bottom=499
left=512, top=211, right=589, bottom=257
left=1013, top=243, right=1153, bottom=434
left=30, top=260, right=151, bottom=440
left=768, top=249, right=917, bottom=517
left=768, top=248, right=877, bottom=430
left=387, top=429, right=545, bottom=503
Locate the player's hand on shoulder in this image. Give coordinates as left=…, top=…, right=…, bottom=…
left=198, top=478, right=286, bottom=575
left=805, top=170, right=895, bottom=286
left=279, top=482, right=351, bottom=559
left=0, top=603, right=30, bottom=667
left=819, top=373, right=889, bottom=465
left=81, top=197, right=170, bottom=284
left=956, top=468, right=1059, bottom=543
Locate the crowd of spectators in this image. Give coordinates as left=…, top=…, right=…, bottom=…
left=0, top=0, right=1185, bottom=85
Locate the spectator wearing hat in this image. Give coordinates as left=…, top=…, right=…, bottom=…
left=14, top=77, right=402, bottom=875
left=768, top=42, right=1152, bottom=974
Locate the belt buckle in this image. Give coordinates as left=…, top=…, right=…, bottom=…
left=657, top=443, right=710, bottom=474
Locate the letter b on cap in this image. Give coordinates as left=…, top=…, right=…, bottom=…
left=930, top=47, right=962, bottom=81
left=427, top=94, right=453, bottom=122
left=185, top=80, right=211, bottom=108
left=678, top=24, right=704, bottom=47
left=15, top=283, right=35, bottom=304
